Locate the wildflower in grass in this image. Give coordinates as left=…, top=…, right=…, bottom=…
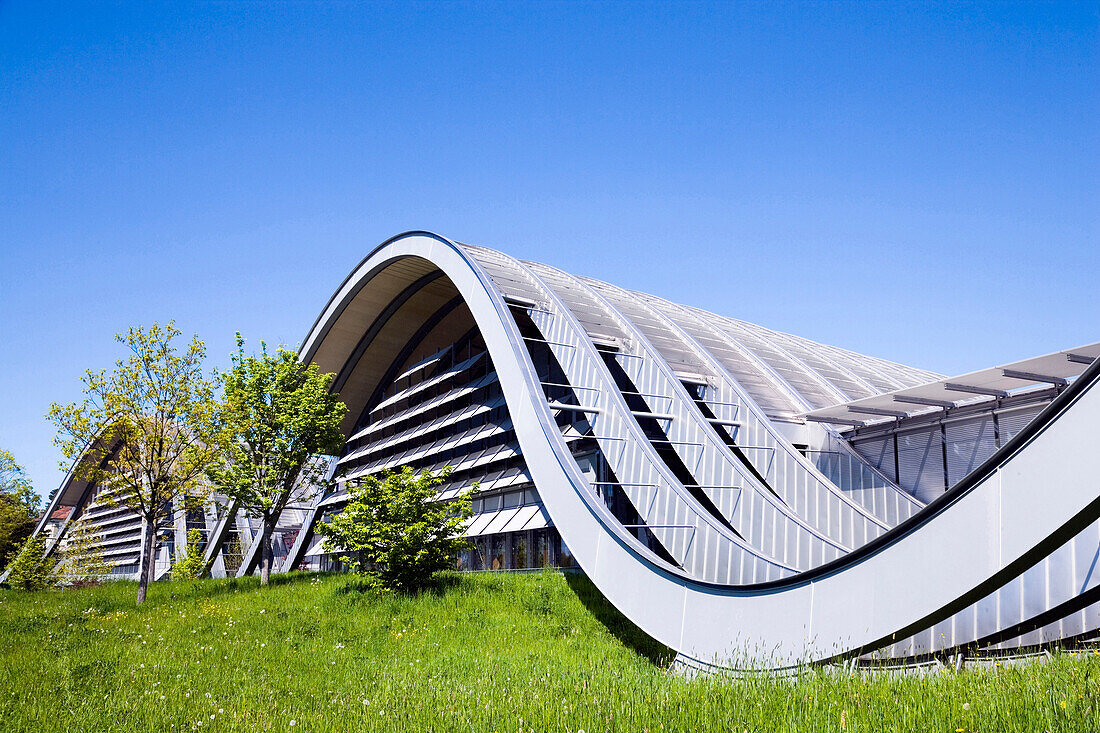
left=962, top=702, right=970, bottom=711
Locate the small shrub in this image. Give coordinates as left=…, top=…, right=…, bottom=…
left=4, top=534, right=58, bottom=590
left=317, top=466, right=472, bottom=593
left=172, top=529, right=207, bottom=580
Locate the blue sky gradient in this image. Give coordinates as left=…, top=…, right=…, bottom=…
left=2, top=1, right=1097, bottom=499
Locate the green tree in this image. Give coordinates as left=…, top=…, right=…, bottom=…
left=172, top=529, right=207, bottom=580
left=5, top=534, right=59, bottom=590
left=55, top=518, right=111, bottom=585
left=317, top=466, right=473, bottom=593
left=209, top=335, right=346, bottom=586
left=0, top=449, right=40, bottom=571
left=46, top=322, right=217, bottom=605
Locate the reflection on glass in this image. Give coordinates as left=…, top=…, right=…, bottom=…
left=536, top=529, right=550, bottom=568
left=490, top=534, right=506, bottom=570
left=558, top=536, right=575, bottom=569
left=473, top=537, right=487, bottom=570
left=456, top=548, right=471, bottom=571
left=510, top=532, right=528, bottom=569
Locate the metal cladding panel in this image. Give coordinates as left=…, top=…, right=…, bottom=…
left=531, top=261, right=851, bottom=570
left=783, top=335, right=904, bottom=396
left=802, top=344, right=1098, bottom=428
left=612, top=287, right=917, bottom=533
left=719, top=318, right=869, bottom=406
left=896, top=429, right=945, bottom=503
left=639, top=295, right=803, bottom=417
left=500, top=504, right=542, bottom=533
left=467, top=246, right=794, bottom=585
left=945, top=417, right=999, bottom=487
left=482, top=507, right=523, bottom=535
left=801, top=337, right=942, bottom=391
left=999, top=404, right=1047, bottom=443
left=846, top=436, right=895, bottom=484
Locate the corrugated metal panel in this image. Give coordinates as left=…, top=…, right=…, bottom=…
left=945, top=416, right=997, bottom=487
left=999, top=404, right=1046, bottom=443
left=896, top=429, right=943, bottom=503
left=850, top=436, right=893, bottom=480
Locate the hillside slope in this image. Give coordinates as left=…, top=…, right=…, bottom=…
left=1, top=571, right=1097, bottom=732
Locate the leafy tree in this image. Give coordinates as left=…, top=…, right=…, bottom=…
left=55, top=518, right=111, bottom=585
left=317, top=467, right=472, bottom=593
left=172, top=529, right=207, bottom=580
left=46, top=322, right=217, bottom=605
left=5, top=534, right=59, bottom=590
left=209, top=335, right=346, bottom=586
left=0, top=449, right=40, bottom=571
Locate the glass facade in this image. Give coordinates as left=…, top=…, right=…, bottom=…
left=456, top=526, right=575, bottom=572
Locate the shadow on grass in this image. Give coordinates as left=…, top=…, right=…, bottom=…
left=564, top=570, right=676, bottom=668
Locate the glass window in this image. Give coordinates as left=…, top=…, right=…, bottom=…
left=490, top=535, right=506, bottom=571
left=558, top=535, right=575, bottom=569
left=456, top=548, right=471, bottom=571
left=510, top=532, right=529, bottom=570
left=503, top=491, right=521, bottom=509
left=575, top=452, right=599, bottom=481
left=535, top=529, right=550, bottom=568
left=472, top=537, right=487, bottom=571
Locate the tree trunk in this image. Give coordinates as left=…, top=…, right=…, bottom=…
left=260, top=518, right=273, bottom=586
left=137, top=516, right=156, bottom=605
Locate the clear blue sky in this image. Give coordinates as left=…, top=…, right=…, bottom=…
left=2, top=2, right=1097, bottom=501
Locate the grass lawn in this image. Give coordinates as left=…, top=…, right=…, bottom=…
left=1, top=570, right=1098, bottom=732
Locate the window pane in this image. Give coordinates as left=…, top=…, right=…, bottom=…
left=510, top=532, right=528, bottom=570
left=535, top=529, right=550, bottom=568
left=490, top=535, right=506, bottom=570
left=558, top=536, right=575, bottom=569
left=472, top=538, right=487, bottom=570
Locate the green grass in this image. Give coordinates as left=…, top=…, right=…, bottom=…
left=2, top=571, right=1099, bottom=732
